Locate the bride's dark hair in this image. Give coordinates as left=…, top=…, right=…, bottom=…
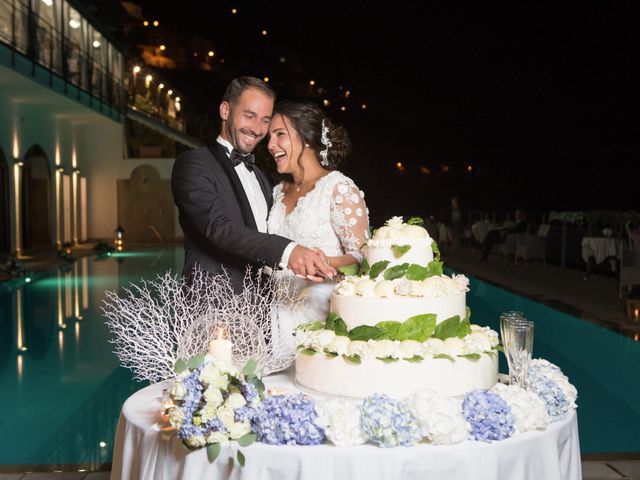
left=273, top=101, right=351, bottom=169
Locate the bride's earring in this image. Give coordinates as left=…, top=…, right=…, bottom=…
left=304, top=143, right=310, bottom=148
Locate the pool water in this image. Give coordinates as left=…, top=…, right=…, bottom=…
left=0, top=247, right=638, bottom=469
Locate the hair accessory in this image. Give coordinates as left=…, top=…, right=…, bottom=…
left=319, top=119, right=332, bottom=167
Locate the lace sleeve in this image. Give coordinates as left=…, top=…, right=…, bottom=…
left=330, top=179, right=370, bottom=262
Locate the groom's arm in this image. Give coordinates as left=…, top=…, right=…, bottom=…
left=172, top=149, right=290, bottom=267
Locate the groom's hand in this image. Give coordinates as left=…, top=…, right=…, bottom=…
left=288, top=246, right=336, bottom=282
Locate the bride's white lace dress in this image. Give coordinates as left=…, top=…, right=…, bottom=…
left=267, top=170, right=370, bottom=368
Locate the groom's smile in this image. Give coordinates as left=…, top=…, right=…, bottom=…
left=220, top=86, right=274, bottom=155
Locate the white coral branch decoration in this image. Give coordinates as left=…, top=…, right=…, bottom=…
left=102, top=267, right=303, bottom=383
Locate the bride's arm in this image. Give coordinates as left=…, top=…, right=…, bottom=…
left=328, top=179, right=370, bottom=268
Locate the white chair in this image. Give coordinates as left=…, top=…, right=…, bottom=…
left=471, top=221, right=490, bottom=245
left=496, top=232, right=518, bottom=261
left=515, top=224, right=550, bottom=265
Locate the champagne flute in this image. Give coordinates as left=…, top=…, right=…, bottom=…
left=503, top=321, right=534, bottom=387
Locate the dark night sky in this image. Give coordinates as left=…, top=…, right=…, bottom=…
left=133, top=1, right=636, bottom=215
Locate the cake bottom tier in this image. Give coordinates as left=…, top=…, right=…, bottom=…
left=295, top=353, right=498, bottom=398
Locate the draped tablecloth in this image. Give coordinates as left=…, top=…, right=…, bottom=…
left=581, top=237, right=619, bottom=265
left=110, top=369, right=581, bottom=480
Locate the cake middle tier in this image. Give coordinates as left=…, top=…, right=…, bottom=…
left=331, top=291, right=467, bottom=330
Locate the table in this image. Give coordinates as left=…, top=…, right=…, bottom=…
left=581, top=237, right=619, bottom=278
left=110, top=369, right=582, bottom=480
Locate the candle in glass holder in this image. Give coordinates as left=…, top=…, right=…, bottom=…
left=209, top=328, right=232, bottom=363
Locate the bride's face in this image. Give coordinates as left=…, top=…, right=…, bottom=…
left=268, top=114, right=303, bottom=174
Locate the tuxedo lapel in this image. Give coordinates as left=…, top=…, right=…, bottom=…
left=254, top=168, right=274, bottom=210
left=206, top=144, right=258, bottom=230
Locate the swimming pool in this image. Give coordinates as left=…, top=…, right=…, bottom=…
left=0, top=247, right=638, bottom=470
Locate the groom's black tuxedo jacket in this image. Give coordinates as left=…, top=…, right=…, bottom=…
left=171, top=142, right=290, bottom=291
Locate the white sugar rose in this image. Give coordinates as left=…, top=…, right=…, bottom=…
left=355, top=278, right=376, bottom=297
left=315, top=398, right=366, bottom=446
left=374, top=280, right=396, bottom=298
left=335, top=278, right=357, bottom=296
left=443, top=336, right=465, bottom=356
left=369, top=339, right=400, bottom=359
left=399, top=340, right=423, bottom=359
left=347, top=340, right=369, bottom=357
left=492, top=383, right=549, bottom=432
left=203, top=386, right=224, bottom=408
left=386, top=216, right=404, bottom=228
left=294, top=329, right=313, bottom=348
left=207, top=431, right=228, bottom=444
left=311, top=330, right=336, bottom=350
left=422, top=276, right=458, bottom=297
left=212, top=373, right=229, bottom=391
left=171, top=379, right=187, bottom=401
left=185, top=435, right=207, bottom=448
left=201, top=399, right=221, bottom=422
left=406, top=390, right=469, bottom=445
left=452, top=274, right=470, bottom=291
left=471, top=325, right=500, bottom=348
left=229, top=421, right=252, bottom=440
left=423, top=337, right=446, bottom=356
left=409, top=280, right=427, bottom=297
left=226, top=392, right=247, bottom=409
left=393, top=278, right=411, bottom=296
left=326, top=335, right=351, bottom=355
left=463, top=332, right=493, bottom=354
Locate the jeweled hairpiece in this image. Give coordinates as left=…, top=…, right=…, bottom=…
left=319, top=119, right=332, bottom=167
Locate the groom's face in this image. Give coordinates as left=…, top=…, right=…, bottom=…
left=220, top=87, right=274, bottom=154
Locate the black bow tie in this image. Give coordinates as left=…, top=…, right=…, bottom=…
left=229, top=149, right=256, bottom=171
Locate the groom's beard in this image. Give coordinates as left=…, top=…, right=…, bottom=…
left=225, top=117, right=262, bottom=155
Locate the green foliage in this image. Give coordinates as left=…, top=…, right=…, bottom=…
left=431, top=240, right=441, bottom=262
left=325, top=312, right=348, bottom=336
left=396, top=314, right=437, bottom=341
left=407, top=216, right=424, bottom=226
left=392, top=244, right=412, bottom=257
left=383, top=263, right=409, bottom=280
left=207, top=443, right=221, bottom=462
left=338, top=263, right=359, bottom=276
left=369, top=260, right=390, bottom=279
left=348, top=325, right=384, bottom=341
left=174, top=358, right=187, bottom=374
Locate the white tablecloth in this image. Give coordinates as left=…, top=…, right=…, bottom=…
left=581, top=237, right=618, bottom=264
left=110, top=370, right=581, bottom=480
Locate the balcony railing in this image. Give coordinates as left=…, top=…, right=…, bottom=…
left=0, top=0, right=125, bottom=114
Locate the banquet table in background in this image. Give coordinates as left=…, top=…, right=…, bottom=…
left=581, top=236, right=619, bottom=278
left=110, top=369, right=582, bottom=480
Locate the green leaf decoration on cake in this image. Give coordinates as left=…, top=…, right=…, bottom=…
left=461, top=353, right=481, bottom=360
left=358, top=258, right=371, bottom=276
left=174, top=358, right=187, bottom=374
left=434, top=353, right=455, bottom=362
left=325, top=312, right=348, bottom=336
left=187, top=353, right=206, bottom=370
left=369, top=260, right=390, bottom=279
left=383, top=262, right=409, bottom=280
left=432, top=315, right=463, bottom=340
left=392, top=244, right=412, bottom=257
left=338, top=263, right=359, bottom=276
left=426, top=260, right=444, bottom=277
left=375, top=320, right=402, bottom=339
left=207, top=443, right=221, bottom=462
left=405, top=263, right=429, bottom=281
left=381, top=357, right=399, bottom=363
left=457, top=307, right=472, bottom=338
left=348, top=325, right=384, bottom=341
left=405, top=355, right=424, bottom=363
left=431, top=240, right=441, bottom=262
left=407, top=216, right=424, bottom=226
left=323, top=349, right=338, bottom=357
left=484, top=350, right=498, bottom=357
left=396, top=313, right=437, bottom=341
left=297, top=320, right=324, bottom=332
left=300, top=348, right=317, bottom=356
left=343, top=354, right=362, bottom=364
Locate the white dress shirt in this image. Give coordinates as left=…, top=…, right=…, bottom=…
left=216, top=136, right=295, bottom=267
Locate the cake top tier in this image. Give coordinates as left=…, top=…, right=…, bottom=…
left=366, top=216, right=434, bottom=267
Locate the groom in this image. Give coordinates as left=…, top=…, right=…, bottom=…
left=172, top=76, right=334, bottom=291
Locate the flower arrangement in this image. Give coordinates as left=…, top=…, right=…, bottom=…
left=461, top=389, right=515, bottom=442
left=359, top=394, right=422, bottom=447
left=524, top=359, right=578, bottom=422
left=168, top=354, right=264, bottom=466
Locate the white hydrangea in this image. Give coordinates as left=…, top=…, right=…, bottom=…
left=315, top=398, right=367, bottom=446
left=471, top=325, right=499, bottom=348
left=405, top=390, right=469, bottom=445
left=386, top=216, right=404, bottom=227
left=423, top=337, right=446, bottom=356
left=463, top=331, right=494, bottom=354
left=452, top=274, right=470, bottom=291
left=491, top=383, right=550, bottom=433
left=355, top=278, right=376, bottom=297
left=399, top=340, right=423, bottom=359
left=422, top=276, right=460, bottom=297
left=409, top=280, right=427, bottom=297
left=393, top=278, right=412, bottom=296
left=335, top=278, right=357, bottom=296
left=530, top=359, right=578, bottom=409
left=368, top=339, right=400, bottom=359
left=443, top=337, right=465, bottom=356
left=374, top=280, right=396, bottom=298
left=310, top=330, right=337, bottom=351
left=347, top=340, right=369, bottom=357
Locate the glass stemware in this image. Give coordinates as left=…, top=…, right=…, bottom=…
left=499, top=311, right=534, bottom=387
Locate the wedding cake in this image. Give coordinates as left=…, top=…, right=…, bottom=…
left=295, top=216, right=499, bottom=398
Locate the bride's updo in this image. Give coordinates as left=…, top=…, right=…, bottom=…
left=273, top=101, right=351, bottom=169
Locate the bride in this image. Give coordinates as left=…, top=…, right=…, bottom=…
left=266, top=101, right=370, bottom=368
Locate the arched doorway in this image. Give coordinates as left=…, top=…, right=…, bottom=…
left=21, top=145, right=52, bottom=250
left=0, top=147, right=10, bottom=254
